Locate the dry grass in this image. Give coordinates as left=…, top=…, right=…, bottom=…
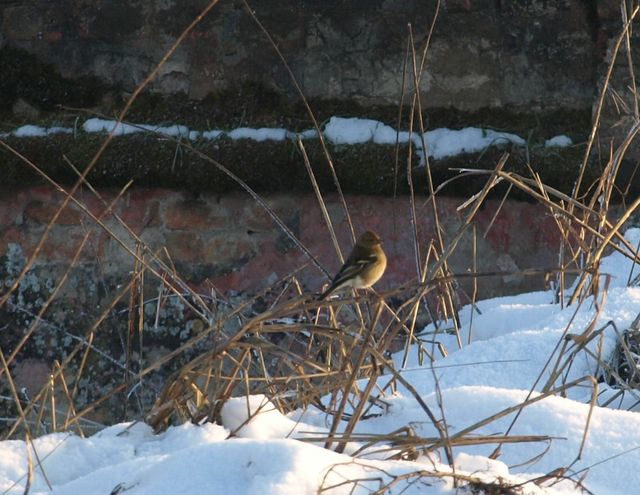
left=1, top=1, right=640, bottom=493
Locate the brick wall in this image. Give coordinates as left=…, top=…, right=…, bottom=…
left=0, top=187, right=563, bottom=299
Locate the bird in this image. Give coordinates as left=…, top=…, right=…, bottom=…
left=318, top=230, right=387, bottom=300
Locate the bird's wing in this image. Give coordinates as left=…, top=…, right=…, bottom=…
left=331, top=252, right=379, bottom=286
left=318, top=248, right=382, bottom=300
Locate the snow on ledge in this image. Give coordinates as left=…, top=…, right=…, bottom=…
left=545, top=134, right=573, bottom=147
left=11, top=125, right=73, bottom=138
left=82, top=118, right=190, bottom=137
left=3, top=116, right=574, bottom=162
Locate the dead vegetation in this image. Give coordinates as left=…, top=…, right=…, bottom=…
left=1, top=1, right=640, bottom=493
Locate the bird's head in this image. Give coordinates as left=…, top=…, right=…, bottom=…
left=359, top=230, right=382, bottom=247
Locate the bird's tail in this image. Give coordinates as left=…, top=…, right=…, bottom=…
left=317, top=283, right=337, bottom=301
left=317, top=288, right=331, bottom=301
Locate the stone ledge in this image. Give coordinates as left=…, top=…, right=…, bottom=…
left=0, top=130, right=596, bottom=199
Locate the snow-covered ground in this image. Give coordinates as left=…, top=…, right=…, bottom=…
left=3, top=227, right=640, bottom=494
left=2, top=116, right=572, bottom=164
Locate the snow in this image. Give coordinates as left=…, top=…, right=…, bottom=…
left=323, top=116, right=413, bottom=145
left=200, top=129, right=224, bottom=140
left=321, top=117, right=524, bottom=160
left=82, top=118, right=189, bottom=137
left=425, top=126, right=525, bottom=159
left=227, top=127, right=290, bottom=142
left=6, top=116, right=562, bottom=162
left=220, top=395, right=325, bottom=440
left=12, top=125, right=73, bottom=137
left=545, top=135, right=573, bottom=148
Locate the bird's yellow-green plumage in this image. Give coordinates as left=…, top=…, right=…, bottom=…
left=319, top=230, right=387, bottom=300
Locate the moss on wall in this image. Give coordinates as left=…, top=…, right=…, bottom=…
left=0, top=129, right=595, bottom=200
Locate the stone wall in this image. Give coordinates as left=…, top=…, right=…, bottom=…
left=1, top=0, right=601, bottom=110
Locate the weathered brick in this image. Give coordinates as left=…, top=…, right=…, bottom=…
left=164, top=199, right=226, bottom=230
left=119, top=200, right=161, bottom=229
left=11, top=359, right=50, bottom=397
left=0, top=188, right=573, bottom=299
left=164, top=231, right=205, bottom=262
left=38, top=228, right=91, bottom=261
left=0, top=226, right=28, bottom=257
left=205, top=236, right=254, bottom=264
left=24, top=200, right=84, bottom=226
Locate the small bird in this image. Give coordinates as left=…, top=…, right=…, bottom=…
left=319, top=230, right=387, bottom=300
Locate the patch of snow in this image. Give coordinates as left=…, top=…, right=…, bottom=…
left=323, top=117, right=416, bottom=146
left=545, top=135, right=573, bottom=148
left=222, top=395, right=308, bottom=439
left=425, top=127, right=525, bottom=159
left=82, top=118, right=189, bottom=137
left=140, top=124, right=189, bottom=137
left=82, top=118, right=135, bottom=135
left=201, top=129, right=224, bottom=140
left=298, top=128, right=319, bottom=139
left=13, top=125, right=47, bottom=137
left=0, top=419, right=572, bottom=495
left=324, top=117, right=382, bottom=144
left=12, top=125, right=72, bottom=137
left=322, top=117, right=526, bottom=162
left=227, top=127, right=289, bottom=142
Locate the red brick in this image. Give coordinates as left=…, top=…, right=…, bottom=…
left=209, top=270, right=244, bottom=293
left=12, top=359, right=50, bottom=397
left=24, top=200, right=84, bottom=226
left=25, top=185, right=58, bottom=203
left=164, top=199, right=226, bottom=230
left=23, top=200, right=51, bottom=224
left=0, top=226, right=27, bottom=256
left=119, top=200, right=161, bottom=229
left=204, top=236, right=254, bottom=264
left=165, top=232, right=205, bottom=262
left=0, top=187, right=569, bottom=299
left=242, top=202, right=278, bottom=231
